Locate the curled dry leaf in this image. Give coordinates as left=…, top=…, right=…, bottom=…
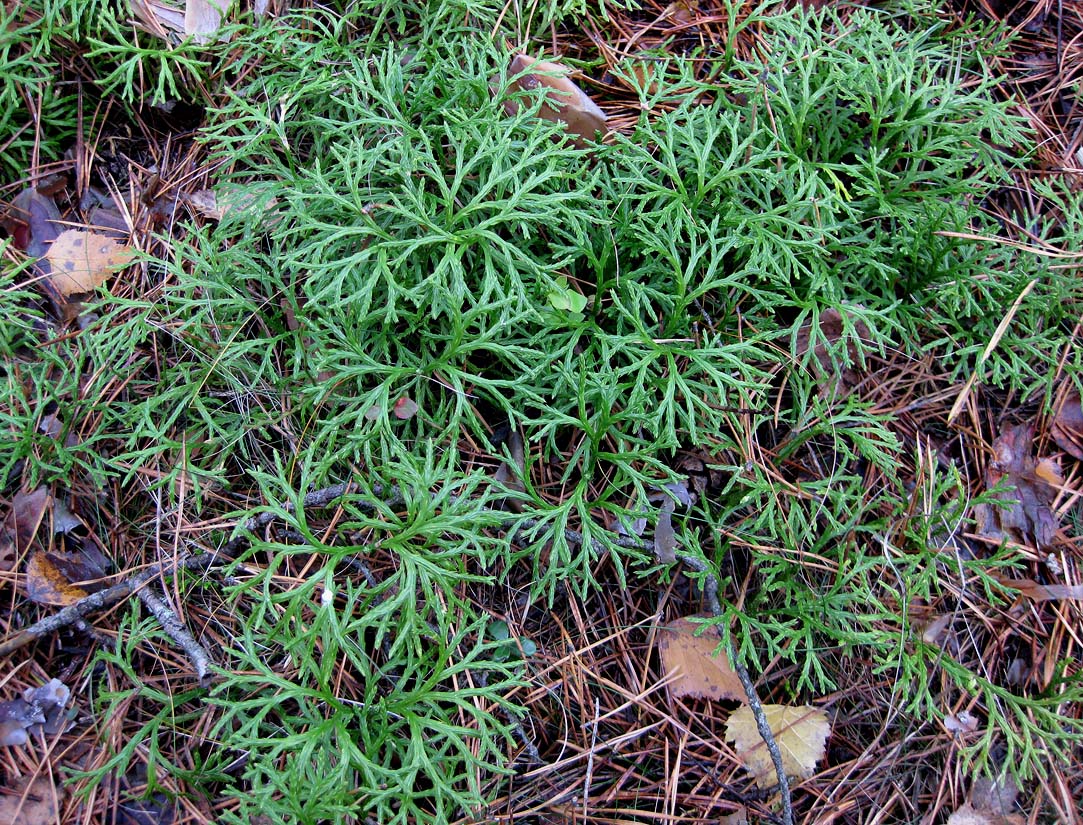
left=944, top=710, right=979, bottom=734
left=25, top=552, right=90, bottom=606
left=498, top=54, right=607, bottom=146
left=45, top=229, right=131, bottom=297
left=663, top=0, right=697, bottom=25
left=3, top=188, right=62, bottom=256
left=946, top=803, right=1024, bottom=825
left=186, top=185, right=280, bottom=225
left=0, top=679, right=71, bottom=746
left=657, top=616, right=744, bottom=701
left=970, top=773, right=1020, bottom=817
left=0, top=487, right=50, bottom=573
left=492, top=429, right=527, bottom=512
left=185, top=0, right=225, bottom=44
left=130, top=0, right=186, bottom=39
left=724, top=704, right=831, bottom=788
left=1051, top=387, right=1083, bottom=460
left=983, top=423, right=1058, bottom=549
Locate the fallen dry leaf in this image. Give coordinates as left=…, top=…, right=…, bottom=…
left=499, top=54, right=607, bottom=146
left=663, top=0, right=697, bottom=25
left=657, top=617, right=744, bottom=701
left=4, top=188, right=62, bottom=256
left=0, top=774, right=64, bottom=825
left=946, top=803, right=1024, bottom=825
left=44, top=229, right=130, bottom=297
left=1051, top=387, right=1083, bottom=460
left=393, top=396, right=419, bottom=420
left=793, top=306, right=872, bottom=392
left=994, top=576, right=1083, bottom=602
left=186, top=186, right=280, bottom=224
left=130, top=0, right=186, bottom=39
left=0, top=488, right=50, bottom=573
left=944, top=710, right=979, bottom=734
left=921, top=613, right=953, bottom=646
left=25, top=552, right=89, bottom=606
left=984, top=423, right=1058, bottom=549
left=185, top=0, right=224, bottom=44
left=724, top=704, right=830, bottom=787
left=0, top=679, right=71, bottom=746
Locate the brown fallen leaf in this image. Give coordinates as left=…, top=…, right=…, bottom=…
left=793, top=306, right=872, bottom=392
left=984, top=423, right=1058, bottom=549
left=970, top=772, right=1020, bottom=818
left=0, top=775, right=64, bottom=824
left=3, top=188, right=62, bottom=256
left=44, top=229, right=131, bottom=296
left=946, top=803, right=1024, bottom=825
left=994, top=575, right=1083, bottom=602
left=0, top=488, right=50, bottom=574
left=944, top=710, right=979, bottom=734
left=657, top=616, right=744, bottom=701
left=663, top=0, right=697, bottom=25
left=25, top=552, right=89, bottom=606
left=499, top=54, right=607, bottom=146
left=724, top=704, right=831, bottom=787
left=1051, top=387, right=1083, bottom=460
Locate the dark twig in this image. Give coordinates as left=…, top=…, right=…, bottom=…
left=679, top=554, right=794, bottom=825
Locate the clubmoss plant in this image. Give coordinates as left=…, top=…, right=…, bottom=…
left=3, top=0, right=1081, bottom=820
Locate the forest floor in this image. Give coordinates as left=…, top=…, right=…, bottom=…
left=1, top=1, right=1082, bottom=823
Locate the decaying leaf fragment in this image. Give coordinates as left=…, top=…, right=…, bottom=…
left=25, top=552, right=90, bottom=606
left=983, top=423, right=1058, bottom=549
left=994, top=575, right=1083, bottom=602
left=2, top=188, right=62, bottom=256
left=0, top=487, right=50, bottom=573
left=1051, top=387, right=1083, bottom=460
left=45, top=230, right=130, bottom=296
left=657, top=616, right=744, bottom=701
left=724, top=704, right=830, bottom=787
left=793, top=306, right=872, bottom=393
left=130, top=0, right=227, bottom=44
left=392, top=395, right=419, bottom=420
left=0, top=774, right=64, bottom=824
left=0, top=679, right=71, bottom=746
left=653, top=498, right=678, bottom=563
left=184, top=0, right=225, bottom=44
left=498, top=54, right=607, bottom=146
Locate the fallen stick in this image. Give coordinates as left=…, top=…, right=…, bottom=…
left=0, top=553, right=217, bottom=658
left=135, top=586, right=213, bottom=683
